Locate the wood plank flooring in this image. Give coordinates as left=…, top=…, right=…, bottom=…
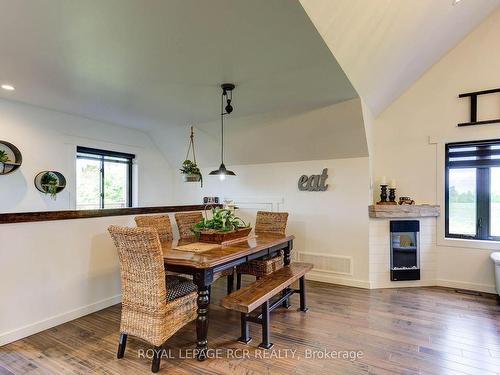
left=1, top=280, right=499, bottom=374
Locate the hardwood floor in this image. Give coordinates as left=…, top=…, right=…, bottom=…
left=1, top=280, right=499, bottom=374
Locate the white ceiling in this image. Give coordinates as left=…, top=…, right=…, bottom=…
left=300, top=0, right=500, bottom=116
left=0, top=0, right=357, bottom=131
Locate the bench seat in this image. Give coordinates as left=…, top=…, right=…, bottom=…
left=221, top=262, right=313, bottom=313
left=221, top=262, right=313, bottom=349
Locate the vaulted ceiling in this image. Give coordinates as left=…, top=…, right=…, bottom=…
left=300, top=0, right=500, bottom=116
left=0, top=0, right=356, bottom=131
left=0, top=0, right=499, bottom=165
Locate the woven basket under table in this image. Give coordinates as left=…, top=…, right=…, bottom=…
left=236, top=251, right=284, bottom=278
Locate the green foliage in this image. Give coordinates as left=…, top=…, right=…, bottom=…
left=180, top=159, right=203, bottom=187
left=0, top=150, right=10, bottom=163
left=449, top=186, right=475, bottom=203
left=449, top=185, right=500, bottom=203
left=191, top=208, right=250, bottom=239
left=41, top=172, right=59, bottom=200
left=180, top=159, right=201, bottom=175
left=76, top=160, right=127, bottom=209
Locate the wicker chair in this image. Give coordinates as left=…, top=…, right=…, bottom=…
left=134, top=215, right=173, bottom=241
left=174, top=211, right=203, bottom=239
left=174, top=211, right=235, bottom=294
left=108, top=225, right=197, bottom=373
left=236, top=211, right=289, bottom=289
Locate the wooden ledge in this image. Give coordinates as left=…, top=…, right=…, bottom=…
left=0, top=204, right=220, bottom=224
left=369, top=204, right=440, bottom=218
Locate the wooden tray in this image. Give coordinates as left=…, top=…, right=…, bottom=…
left=199, top=227, right=252, bottom=244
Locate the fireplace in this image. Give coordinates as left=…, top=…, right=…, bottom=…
left=390, top=220, right=420, bottom=281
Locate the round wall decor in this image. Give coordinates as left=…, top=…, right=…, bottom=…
left=34, top=171, right=67, bottom=200
left=0, top=140, right=22, bottom=175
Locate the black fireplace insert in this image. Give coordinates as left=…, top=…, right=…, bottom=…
left=390, top=220, right=420, bottom=281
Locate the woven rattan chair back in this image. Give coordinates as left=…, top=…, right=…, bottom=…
left=255, top=211, right=289, bottom=234
left=108, top=226, right=166, bottom=315
left=175, top=211, right=203, bottom=239
left=134, top=215, right=173, bottom=241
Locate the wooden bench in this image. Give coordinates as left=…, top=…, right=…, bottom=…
left=221, top=262, right=313, bottom=349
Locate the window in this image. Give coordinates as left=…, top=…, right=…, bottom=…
left=445, top=139, right=500, bottom=241
left=76, top=146, right=134, bottom=210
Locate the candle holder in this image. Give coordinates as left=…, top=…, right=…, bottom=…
left=377, top=185, right=397, bottom=205
left=389, top=188, right=396, bottom=203
left=377, top=184, right=388, bottom=204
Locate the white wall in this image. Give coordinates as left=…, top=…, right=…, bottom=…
left=372, top=8, right=500, bottom=293
left=0, top=98, right=174, bottom=212
left=0, top=99, right=175, bottom=345
left=172, top=157, right=371, bottom=287
left=0, top=212, right=189, bottom=346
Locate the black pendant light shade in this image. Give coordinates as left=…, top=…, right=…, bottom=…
left=209, top=163, right=236, bottom=176
left=210, top=83, right=236, bottom=178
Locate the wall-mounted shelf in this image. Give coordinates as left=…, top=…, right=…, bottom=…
left=0, top=140, right=22, bottom=175
left=34, top=171, right=67, bottom=198
left=369, top=204, right=440, bottom=218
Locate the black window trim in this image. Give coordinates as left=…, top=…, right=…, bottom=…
left=445, top=139, right=500, bottom=241
left=76, top=146, right=134, bottom=209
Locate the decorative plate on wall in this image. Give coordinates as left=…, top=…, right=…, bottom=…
left=34, top=171, right=67, bottom=200
left=0, top=140, right=22, bottom=175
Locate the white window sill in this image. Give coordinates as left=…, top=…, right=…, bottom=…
left=438, top=236, right=500, bottom=250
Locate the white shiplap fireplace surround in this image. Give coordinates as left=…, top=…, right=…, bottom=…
left=369, top=205, right=440, bottom=289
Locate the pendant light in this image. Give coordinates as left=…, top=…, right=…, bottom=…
left=209, top=83, right=236, bottom=180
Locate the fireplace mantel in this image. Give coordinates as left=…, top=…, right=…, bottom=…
left=368, top=204, right=440, bottom=219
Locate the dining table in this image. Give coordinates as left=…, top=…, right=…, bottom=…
left=160, top=232, right=295, bottom=360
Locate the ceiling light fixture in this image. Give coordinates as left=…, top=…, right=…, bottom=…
left=452, top=0, right=462, bottom=5
left=1, top=84, right=15, bottom=91
left=209, top=83, right=236, bottom=180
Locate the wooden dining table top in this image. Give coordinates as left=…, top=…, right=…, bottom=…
left=161, top=232, right=294, bottom=269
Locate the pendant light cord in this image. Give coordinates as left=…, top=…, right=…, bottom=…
left=221, top=91, right=224, bottom=164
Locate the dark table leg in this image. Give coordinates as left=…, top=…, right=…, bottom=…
left=193, top=269, right=213, bottom=361
left=282, top=240, right=293, bottom=308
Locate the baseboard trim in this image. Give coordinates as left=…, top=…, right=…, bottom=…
left=306, top=270, right=370, bottom=289
left=436, top=279, right=497, bottom=294
left=0, top=294, right=121, bottom=346
left=370, top=279, right=436, bottom=289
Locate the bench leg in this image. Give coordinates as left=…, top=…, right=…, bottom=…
left=281, top=289, right=291, bottom=309
left=227, top=273, right=234, bottom=295
left=299, top=276, right=308, bottom=312
left=238, top=313, right=252, bottom=344
left=259, top=300, right=273, bottom=349
left=236, top=273, right=242, bottom=290
left=117, top=333, right=127, bottom=359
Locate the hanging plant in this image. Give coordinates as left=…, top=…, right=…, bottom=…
left=180, top=126, right=203, bottom=187
left=41, top=172, right=59, bottom=200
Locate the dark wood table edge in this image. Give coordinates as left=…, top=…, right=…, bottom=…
left=0, top=204, right=221, bottom=224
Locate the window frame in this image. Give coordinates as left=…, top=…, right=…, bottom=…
left=76, top=146, right=135, bottom=209
left=445, top=139, right=500, bottom=241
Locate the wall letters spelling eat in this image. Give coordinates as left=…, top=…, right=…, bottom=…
left=298, top=168, right=328, bottom=191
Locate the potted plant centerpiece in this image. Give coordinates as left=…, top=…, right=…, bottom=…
left=192, top=207, right=251, bottom=244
